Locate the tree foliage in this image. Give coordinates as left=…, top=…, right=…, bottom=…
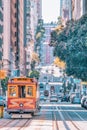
left=35, top=19, right=45, bottom=49
left=1, top=77, right=9, bottom=94
left=50, top=14, right=87, bottom=81
left=31, top=52, right=39, bottom=70
left=29, top=70, right=40, bottom=80
left=54, top=57, right=65, bottom=69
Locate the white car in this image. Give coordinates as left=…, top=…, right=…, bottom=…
left=50, top=95, right=58, bottom=102
left=81, top=96, right=87, bottom=107
left=83, top=98, right=87, bottom=108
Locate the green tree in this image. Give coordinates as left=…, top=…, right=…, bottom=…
left=1, top=77, right=9, bottom=95
left=50, top=14, right=87, bottom=81
left=29, top=70, right=40, bottom=80
left=31, top=52, right=40, bottom=70
left=35, top=19, right=45, bottom=51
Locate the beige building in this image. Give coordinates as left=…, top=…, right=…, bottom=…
left=72, top=0, right=87, bottom=20
left=60, top=0, right=72, bottom=25
left=72, top=0, right=82, bottom=20
left=37, top=0, right=42, bottom=19
left=10, top=0, right=19, bottom=70
left=1, top=0, right=42, bottom=77
left=18, top=0, right=25, bottom=76
left=25, top=0, right=42, bottom=75
left=0, top=0, right=3, bottom=69
left=3, top=0, right=11, bottom=76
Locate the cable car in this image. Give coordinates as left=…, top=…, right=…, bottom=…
left=7, top=77, right=40, bottom=118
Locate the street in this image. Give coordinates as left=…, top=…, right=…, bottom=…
left=0, top=102, right=87, bottom=130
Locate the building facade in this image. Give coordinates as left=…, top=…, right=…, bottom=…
left=72, top=0, right=82, bottom=20
left=3, top=0, right=11, bottom=76
left=72, top=0, right=87, bottom=20
left=60, top=0, right=72, bottom=25
left=60, top=0, right=87, bottom=22
left=0, top=0, right=3, bottom=69
left=10, top=0, right=19, bottom=71
left=1, top=0, right=42, bottom=77
left=37, top=0, right=42, bottom=19
left=41, top=23, right=57, bottom=66
left=81, top=0, right=87, bottom=15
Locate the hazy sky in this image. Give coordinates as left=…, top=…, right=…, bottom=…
left=42, top=0, right=60, bottom=23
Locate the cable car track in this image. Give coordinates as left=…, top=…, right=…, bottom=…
left=0, top=119, right=17, bottom=128
left=17, top=119, right=32, bottom=130
left=57, top=106, right=81, bottom=130
left=52, top=106, right=59, bottom=130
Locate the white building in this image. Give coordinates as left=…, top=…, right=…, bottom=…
left=3, top=0, right=11, bottom=76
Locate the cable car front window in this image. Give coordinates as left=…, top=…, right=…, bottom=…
left=27, top=86, right=33, bottom=96
left=9, top=86, right=16, bottom=97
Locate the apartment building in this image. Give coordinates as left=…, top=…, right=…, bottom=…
left=0, top=0, right=3, bottom=69
left=37, top=0, right=42, bottom=19
left=82, top=0, right=87, bottom=15
left=10, top=0, right=19, bottom=71
left=3, top=0, right=11, bottom=76
left=1, top=0, right=42, bottom=77
left=60, top=0, right=72, bottom=25
left=72, top=0, right=87, bottom=20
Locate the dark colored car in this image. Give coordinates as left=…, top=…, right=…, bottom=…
left=44, top=90, right=49, bottom=96
left=61, top=95, right=69, bottom=102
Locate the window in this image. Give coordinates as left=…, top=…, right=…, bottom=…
left=27, top=86, right=33, bottom=96
left=9, top=86, right=16, bottom=97
left=18, top=86, right=26, bottom=98
left=15, top=22, right=17, bottom=27
left=14, top=3, right=17, bottom=8
left=15, top=13, right=17, bottom=18
left=15, top=32, right=17, bottom=36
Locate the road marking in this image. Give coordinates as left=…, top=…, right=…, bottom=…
left=56, top=106, right=70, bottom=130
left=73, top=111, right=85, bottom=121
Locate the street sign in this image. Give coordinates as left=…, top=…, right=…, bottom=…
left=0, top=70, right=6, bottom=79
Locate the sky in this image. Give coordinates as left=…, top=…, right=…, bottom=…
left=42, top=0, right=60, bottom=23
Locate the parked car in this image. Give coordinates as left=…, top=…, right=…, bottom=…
left=70, top=92, right=80, bottom=104
left=44, top=90, right=49, bottom=97
left=50, top=95, right=58, bottom=102
left=0, top=96, right=6, bottom=107
left=83, top=99, right=87, bottom=108
left=81, top=96, right=87, bottom=107
left=61, top=95, right=69, bottom=102
left=72, top=97, right=81, bottom=104
left=40, top=95, right=46, bottom=101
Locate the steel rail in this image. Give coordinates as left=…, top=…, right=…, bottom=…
left=17, top=119, right=32, bottom=130
left=58, top=106, right=81, bottom=130
left=52, top=105, right=59, bottom=130
left=0, top=119, right=16, bottom=128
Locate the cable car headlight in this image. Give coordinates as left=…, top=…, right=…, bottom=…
left=19, top=103, right=23, bottom=107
